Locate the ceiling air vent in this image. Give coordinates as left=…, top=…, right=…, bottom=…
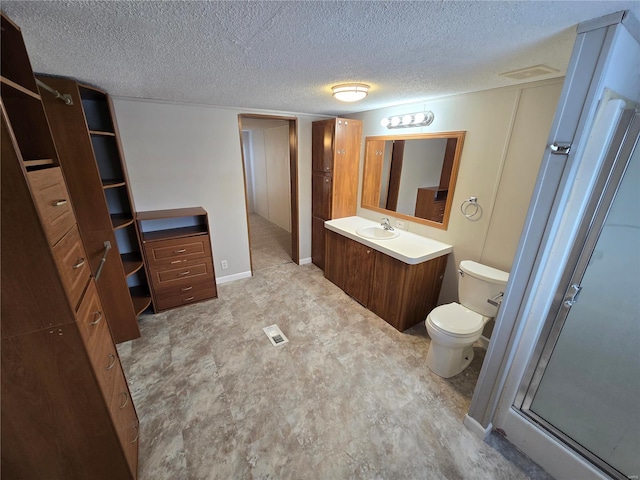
left=500, top=64, right=560, bottom=80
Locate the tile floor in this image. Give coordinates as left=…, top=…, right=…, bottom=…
left=118, top=216, right=551, bottom=479
left=118, top=259, right=552, bottom=479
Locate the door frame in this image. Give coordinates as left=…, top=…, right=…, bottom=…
left=237, top=114, right=299, bottom=274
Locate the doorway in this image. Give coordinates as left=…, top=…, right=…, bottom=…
left=238, top=114, right=299, bottom=273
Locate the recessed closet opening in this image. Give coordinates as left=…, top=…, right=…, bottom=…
left=238, top=114, right=299, bottom=274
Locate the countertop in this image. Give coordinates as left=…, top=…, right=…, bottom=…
left=324, top=216, right=453, bottom=265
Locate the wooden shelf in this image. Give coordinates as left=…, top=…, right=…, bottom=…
left=102, top=179, right=126, bottom=189
left=129, top=286, right=152, bottom=316
left=89, top=130, right=115, bottom=137
left=136, top=207, right=207, bottom=221
left=141, top=226, right=208, bottom=243
left=23, top=158, right=55, bottom=168
left=121, top=253, right=143, bottom=277
left=1, top=76, right=40, bottom=100
left=110, top=214, right=134, bottom=230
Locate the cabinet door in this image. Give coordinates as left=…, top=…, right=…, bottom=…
left=312, top=216, right=327, bottom=270
left=331, top=119, right=362, bottom=218
left=369, top=252, right=407, bottom=329
left=324, top=229, right=346, bottom=289
left=312, top=121, right=334, bottom=173
left=312, top=173, right=332, bottom=220
left=344, top=239, right=374, bottom=307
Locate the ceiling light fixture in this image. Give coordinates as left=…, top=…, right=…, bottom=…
left=381, top=111, right=434, bottom=129
left=332, top=83, right=369, bottom=102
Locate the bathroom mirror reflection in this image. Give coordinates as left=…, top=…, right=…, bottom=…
left=361, top=131, right=465, bottom=229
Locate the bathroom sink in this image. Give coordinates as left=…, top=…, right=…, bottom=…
left=355, top=226, right=400, bottom=240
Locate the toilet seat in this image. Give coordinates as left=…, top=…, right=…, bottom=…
left=428, top=303, right=484, bottom=337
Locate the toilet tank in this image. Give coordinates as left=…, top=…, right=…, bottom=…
left=459, top=260, right=509, bottom=317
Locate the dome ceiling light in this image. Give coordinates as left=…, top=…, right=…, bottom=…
left=332, top=83, right=369, bottom=102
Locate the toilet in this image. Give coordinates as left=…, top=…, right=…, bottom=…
left=425, top=260, right=509, bottom=378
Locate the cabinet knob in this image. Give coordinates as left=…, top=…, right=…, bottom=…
left=106, top=353, right=116, bottom=371
left=341, top=149, right=346, bottom=154
left=367, top=250, right=371, bottom=254
left=325, top=178, right=329, bottom=183
left=90, top=310, right=103, bottom=326
left=72, top=257, right=85, bottom=269
left=119, top=391, right=129, bottom=409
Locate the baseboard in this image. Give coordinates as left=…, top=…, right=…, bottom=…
left=215, top=270, right=252, bottom=285
left=464, top=414, right=493, bottom=440
left=299, top=257, right=312, bottom=265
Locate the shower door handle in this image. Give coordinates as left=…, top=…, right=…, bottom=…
left=564, top=284, right=582, bottom=307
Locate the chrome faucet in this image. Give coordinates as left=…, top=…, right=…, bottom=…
left=380, top=217, right=394, bottom=231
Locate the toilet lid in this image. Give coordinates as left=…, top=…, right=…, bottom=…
left=429, top=303, right=484, bottom=335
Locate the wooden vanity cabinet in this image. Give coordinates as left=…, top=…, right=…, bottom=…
left=311, top=118, right=362, bottom=269
left=325, top=230, right=375, bottom=306
left=325, top=230, right=448, bottom=331
left=1, top=13, right=138, bottom=478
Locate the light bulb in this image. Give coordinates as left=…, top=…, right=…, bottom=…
left=380, top=117, right=390, bottom=128
left=390, top=116, right=401, bottom=127
left=402, top=114, right=412, bottom=125
left=413, top=112, right=426, bottom=124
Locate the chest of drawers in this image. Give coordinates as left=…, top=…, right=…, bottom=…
left=138, top=207, right=218, bottom=312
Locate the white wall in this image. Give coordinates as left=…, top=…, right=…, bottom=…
left=263, top=125, right=291, bottom=232
left=349, top=78, right=563, bottom=304
left=242, top=133, right=255, bottom=214
left=112, top=98, right=322, bottom=280
left=249, top=129, right=269, bottom=218
left=396, top=138, right=446, bottom=215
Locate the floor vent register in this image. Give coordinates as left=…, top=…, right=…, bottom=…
left=263, top=324, right=289, bottom=347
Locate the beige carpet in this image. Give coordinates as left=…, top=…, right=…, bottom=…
left=117, top=262, right=551, bottom=480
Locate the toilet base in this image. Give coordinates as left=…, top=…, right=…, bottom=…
left=426, top=342, right=475, bottom=378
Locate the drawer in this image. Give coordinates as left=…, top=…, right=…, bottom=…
left=27, top=167, right=76, bottom=246
left=149, top=258, right=214, bottom=286
left=153, top=274, right=215, bottom=298
left=110, top=365, right=139, bottom=476
left=144, top=235, right=210, bottom=267
left=76, top=280, right=110, bottom=350
left=155, top=284, right=217, bottom=311
left=52, top=225, right=91, bottom=310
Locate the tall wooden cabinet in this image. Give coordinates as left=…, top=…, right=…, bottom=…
left=1, top=13, right=138, bottom=478
left=37, top=75, right=151, bottom=343
left=311, top=117, right=362, bottom=269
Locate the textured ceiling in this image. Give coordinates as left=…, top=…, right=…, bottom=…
left=2, top=1, right=639, bottom=116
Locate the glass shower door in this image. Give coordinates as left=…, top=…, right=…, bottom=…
left=519, top=109, right=639, bottom=480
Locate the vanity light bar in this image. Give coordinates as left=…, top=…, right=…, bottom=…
left=381, top=111, right=434, bottom=129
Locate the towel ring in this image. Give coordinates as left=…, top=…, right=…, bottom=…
left=461, top=197, right=480, bottom=219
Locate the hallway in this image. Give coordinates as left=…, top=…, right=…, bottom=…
left=248, top=213, right=292, bottom=270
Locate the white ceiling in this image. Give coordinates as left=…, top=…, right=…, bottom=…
left=3, top=1, right=639, bottom=116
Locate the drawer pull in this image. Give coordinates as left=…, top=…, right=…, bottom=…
left=179, top=270, right=191, bottom=276
left=171, top=259, right=186, bottom=264
left=72, top=257, right=85, bottom=269
left=184, top=296, right=195, bottom=301
left=106, top=353, right=116, bottom=371
left=174, top=249, right=187, bottom=254
left=181, top=286, right=193, bottom=291
left=119, top=391, right=129, bottom=409
left=53, top=199, right=68, bottom=206
left=90, top=310, right=103, bottom=326
left=131, top=424, right=139, bottom=443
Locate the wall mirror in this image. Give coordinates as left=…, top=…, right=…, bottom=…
left=361, top=131, right=465, bottom=230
